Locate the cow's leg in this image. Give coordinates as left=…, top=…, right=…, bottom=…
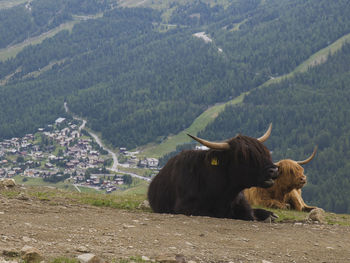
left=230, top=192, right=255, bottom=220
left=253, top=208, right=278, bottom=221
left=173, top=197, right=206, bottom=216
left=231, top=192, right=278, bottom=221
left=285, top=189, right=316, bottom=212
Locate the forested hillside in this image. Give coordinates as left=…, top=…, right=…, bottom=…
left=0, top=0, right=107, bottom=49
left=1, top=0, right=350, bottom=148
left=1, top=0, right=350, bottom=213
left=199, top=43, right=350, bottom=213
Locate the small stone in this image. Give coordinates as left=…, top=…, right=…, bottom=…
left=122, top=224, right=136, bottom=229
left=21, top=246, right=42, bottom=263
left=141, top=256, right=150, bottom=261
left=0, top=179, right=16, bottom=188
left=17, top=193, right=29, bottom=201
left=77, top=254, right=105, bottom=263
left=138, top=200, right=150, bottom=209
left=308, top=208, right=325, bottom=223
left=76, top=246, right=90, bottom=253
left=22, top=236, right=32, bottom=243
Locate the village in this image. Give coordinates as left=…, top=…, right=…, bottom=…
left=0, top=117, right=159, bottom=193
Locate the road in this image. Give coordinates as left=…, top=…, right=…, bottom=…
left=64, top=102, right=151, bottom=182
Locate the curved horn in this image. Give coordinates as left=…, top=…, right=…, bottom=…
left=187, top=134, right=230, bottom=150
left=257, top=123, right=272, bottom=143
left=297, top=146, right=318, bottom=165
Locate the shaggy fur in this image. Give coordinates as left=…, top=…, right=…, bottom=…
left=148, top=135, right=278, bottom=221
left=244, top=159, right=316, bottom=212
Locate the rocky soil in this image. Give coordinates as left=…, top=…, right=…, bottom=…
left=0, top=185, right=350, bottom=263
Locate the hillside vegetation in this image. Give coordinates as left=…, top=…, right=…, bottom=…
left=1, top=0, right=350, bottom=148
left=1, top=0, right=350, bottom=213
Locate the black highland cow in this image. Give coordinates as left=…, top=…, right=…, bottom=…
left=148, top=124, right=279, bottom=221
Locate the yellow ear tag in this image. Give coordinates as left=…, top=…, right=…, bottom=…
left=211, top=157, right=219, bottom=166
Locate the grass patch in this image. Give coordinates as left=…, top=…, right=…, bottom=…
left=117, top=181, right=148, bottom=195
left=75, top=185, right=101, bottom=193
left=325, top=213, right=350, bottom=226
left=79, top=194, right=146, bottom=210
left=261, top=207, right=350, bottom=226
left=269, top=208, right=310, bottom=222
left=1, top=183, right=149, bottom=211
left=2, top=183, right=349, bottom=225
left=13, top=175, right=76, bottom=191
left=61, top=189, right=148, bottom=210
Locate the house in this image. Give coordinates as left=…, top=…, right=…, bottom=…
left=45, top=163, right=54, bottom=169
left=61, top=128, right=70, bottom=135
left=7, top=171, right=16, bottom=177
left=66, top=162, right=75, bottom=168
left=147, top=158, right=159, bottom=168
left=138, top=158, right=159, bottom=168
left=120, top=147, right=127, bottom=153
left=55, top=117, right=66, bottom=125
left=71, top=131, right=80, bottom=138
left=48, top=155, right=58, bottom=161
left=138, top=159, right=148, bottom=168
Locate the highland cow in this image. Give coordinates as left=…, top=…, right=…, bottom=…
left=244, top=147, right=317, bottom=212
left=148, top=124, right=279, bottom=221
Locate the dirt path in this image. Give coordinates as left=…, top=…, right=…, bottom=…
left=1, top=192, right=350, bottom=263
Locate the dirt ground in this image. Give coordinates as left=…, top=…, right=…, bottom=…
left=1, top=189, right=350, bottom=263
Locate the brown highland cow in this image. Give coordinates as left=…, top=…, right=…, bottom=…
left=244, top=147, right=317, bottom=212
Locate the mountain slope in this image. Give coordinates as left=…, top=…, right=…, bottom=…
left=1, top=0, right=350, bottom=149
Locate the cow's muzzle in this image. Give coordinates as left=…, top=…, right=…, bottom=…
left=268, top=166, right=279, bottom=180
left=260, top=166, right=278, bottom=188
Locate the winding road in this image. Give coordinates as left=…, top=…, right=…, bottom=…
left=64, top=102, right=151, bottom=182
